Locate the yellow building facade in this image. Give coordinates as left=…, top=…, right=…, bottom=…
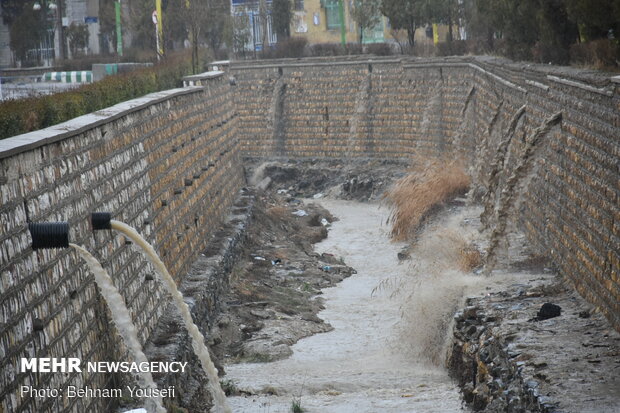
left=290, top=0, right=455, bottom=46
left=231, top=0, right=455, bottom=51
left=290, top=0, right=384, bottom=44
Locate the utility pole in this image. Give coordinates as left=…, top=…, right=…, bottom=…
left=115, top=0, right=123, bottom=56
left=57, top=0, right=66, bottom=60
left=156, top=0, right=164, bottom=58
left=338, top=0, right=345, bottom=46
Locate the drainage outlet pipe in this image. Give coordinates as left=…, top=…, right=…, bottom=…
left=28, top=222, right=69, bottom=250
left=91, top=212, right=112, bottom=230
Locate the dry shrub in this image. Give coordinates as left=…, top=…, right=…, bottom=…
left=570, top=39, right=620, bottom=69
left=266, top=206, right=289, bottom=219
left=415, top=226, right=482, bottom=273
left=459, top=246, right=482, bottom=272
left=385, top=159, right=471, bottom=241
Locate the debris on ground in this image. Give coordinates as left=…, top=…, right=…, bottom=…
left=210, top=190, right=354, bottom=363
left=450, top=271, right=620, bottom=412
left=246, top=159, right=409, bottom=201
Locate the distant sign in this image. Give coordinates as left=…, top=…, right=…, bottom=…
left=84, top=16, right=98, bottom=24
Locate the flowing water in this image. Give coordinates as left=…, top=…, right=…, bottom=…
left=70, top=244, right=166, bottom=413
left=224, top=200, right=478, bottom=412
left=109, top=221, right=232, bottom=413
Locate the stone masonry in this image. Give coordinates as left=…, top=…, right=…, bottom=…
left=231, top=56, right=619, bottom=332
left=0, top=57, right=618, bottom=413
left=0, top=72, right=243, bottom=412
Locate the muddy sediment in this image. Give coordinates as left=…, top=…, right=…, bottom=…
left=210, top=193, right=356, bottom=365
left=246, top=158, right=409, bottom=201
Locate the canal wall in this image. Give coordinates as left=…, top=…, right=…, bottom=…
left=0, top=72, right=243, bottom=412
left=0, top=56, right=618, bottom=412
left=231, top=57, right=620, bottom=332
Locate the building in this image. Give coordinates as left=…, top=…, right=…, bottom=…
left=232, top=0, right=455, bottom=53
left=0, top=0, right=101, bottom=68
left=232, top=0, right=388, bottom=51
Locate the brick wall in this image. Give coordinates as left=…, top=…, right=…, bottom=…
left=0, top=73, right=243, bottom=413
left=232, top=57, right=619, bottom=330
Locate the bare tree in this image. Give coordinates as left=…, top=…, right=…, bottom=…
left=232, top=8, right=252, bottom=58
left=351, top=0, right=381, bottom=44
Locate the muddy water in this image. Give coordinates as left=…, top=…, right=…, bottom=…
left=225, top=200, right=465, bottom=412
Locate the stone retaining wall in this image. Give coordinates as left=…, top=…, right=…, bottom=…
left=0, top=72, right=243, bottom=413
left=231, top=57, right=620, bottom=331
left=0, top=56, right=618, bottom=413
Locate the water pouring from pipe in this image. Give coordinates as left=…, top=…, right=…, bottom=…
left=91, top=213, right=232, bottom=413
left=28, top=222, right=166, bottom=413
left=70, top=244, right=166, bottom=413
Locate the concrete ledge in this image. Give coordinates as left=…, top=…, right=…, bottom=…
left=209, top=61, right=230, bottom=72
left=547, top=75, right=614, bottom=96
left=232, top=58, right=402, bottom=70
left=0, top=87, right=203, bottom=160
left=525, top=79, right=550, bottom=91
left=182, top=70, right=225, bottom=87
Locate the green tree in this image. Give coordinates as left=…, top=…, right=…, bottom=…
left=471, top=0, right=540, bottom=61
left=9, top=6, right=47, bottom=65
left=418, top=0, right=460, bottom=42
left=565, top=0, right=619, bottom=40
left=66, top=22, right=90, bottom=57
left=380, top=0, right=421, bottom=46
left=351, top=0, right=381, bottom=44
left=1, top=0, right=27, bottom=25
left=98, top=0, right=117, bottom=55
left=461, top=0, right=495, bottom=51
left=272, top=0, right=292, bottom=40
left=536, top=0, right=578, bottom=64
left=232, top=10, right=252, bottom=58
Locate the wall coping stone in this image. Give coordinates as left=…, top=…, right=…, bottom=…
left=0, top=86, right=203, bottom=160
left=182, top=70, right=225, bottom=83
left=232, top=58, right=402, bottom=70
left=232, top=56, right=616, bottom=96
left=547, top=74, right=614, bottom=96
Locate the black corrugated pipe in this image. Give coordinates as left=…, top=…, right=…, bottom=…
left=28, top=222, right=69, bottom=249
left=91, top=212, right=112, bottom=230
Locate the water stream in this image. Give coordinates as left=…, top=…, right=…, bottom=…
left=224, top=200, right=468, bottom=412
left=109, top=221, right=232, bottom=413
left=70, top=244, right=166, bottom=413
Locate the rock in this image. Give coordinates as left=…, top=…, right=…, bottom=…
left=464, top=306, right=479, bottom=320
left=578, top=310, right=591, bottom=318
left=397, top=247, right=411, bottom=261
left=536, top=303, right=561, bottom=320
left=472, top=383, right=491, bottom=410
left=257, top=177, right=272, bottom=191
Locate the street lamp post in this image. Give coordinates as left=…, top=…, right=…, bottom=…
left=33, top=0, right=65, bottom=61
left=56, top=0, right=65, bottom=60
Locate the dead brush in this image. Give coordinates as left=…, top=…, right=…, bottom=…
left=266, top=206, right=289, bottom=219
left=418, top=228, right=482, bottom=273
left=459, top=246, right=482, bottom=272
left=385, top=159, right=471, bottom=242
